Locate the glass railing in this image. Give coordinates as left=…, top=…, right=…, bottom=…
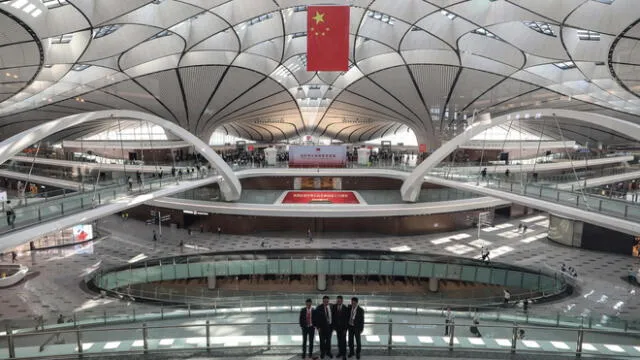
left=0, top=173, right=212, bottom=235
left=432, top=174, right=640, bottom=222
left=434, top=165, right=640, bottom=188
left=2, top=315, right=639, bottom=359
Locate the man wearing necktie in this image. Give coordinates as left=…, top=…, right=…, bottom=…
left=299, top=299, right=315, bottom=359
left=347, top=297, right=364, bottom=359
left=316, top=295, right=334, bottom=359
left=332, top=295, right=349, bottom=360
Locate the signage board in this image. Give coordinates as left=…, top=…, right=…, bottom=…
left=281, top=191, right=360, bottom=204
left=419, top=144, right=427, bottom=153
left=288, top=145, right=347, bottom=167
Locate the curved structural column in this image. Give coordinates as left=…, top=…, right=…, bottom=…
left=0, top=110, right=242, bottom=201
left=401, top=109, right=640, bottom=202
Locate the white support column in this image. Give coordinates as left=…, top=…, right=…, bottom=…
left=0, top=110, right=242, bottom=201
left=401, top=109, right=640, bottom=202
left=428, top=277, right=439, bottom=292
left=317, top=273, right=327, bottom=291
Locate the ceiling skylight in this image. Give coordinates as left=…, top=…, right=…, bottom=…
left=50, top=33, right=73, bottom=44
left=523, top=21, right=556, bottom=37
left=367, top=11, right=396, bottom=25
left=553, top=61, right=576, bottom=70
left=93, top=24, right=122, bottom=39
left=577, top=29, right=600, bottom=41
left=42, top=0, right=68, bottom=9
left=440, top=10, right=457, bottom=20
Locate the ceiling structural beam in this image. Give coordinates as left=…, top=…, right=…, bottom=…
left=0, top=110, right=242, bottom=201
left=401, top=109, right=640, bottom=202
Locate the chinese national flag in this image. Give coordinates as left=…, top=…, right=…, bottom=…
left=307, top=6, right=350, bottom=72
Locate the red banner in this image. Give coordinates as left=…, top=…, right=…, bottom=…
left=419, top=144, right=427, bottom=153
left=282, top=191, right=359, bottom=204
left=307, top=6, right=350, bottom=72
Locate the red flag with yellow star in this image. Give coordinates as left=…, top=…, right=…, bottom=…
left=307, top=5, right=350, bottom=71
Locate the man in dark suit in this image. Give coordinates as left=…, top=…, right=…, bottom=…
left=347, top=297, right=365, bottom=359
left=332, top=295, right=349, bottom=360
left=315, top=295, right=334, bottom=359
left=299, top=298, right=315, bottom=359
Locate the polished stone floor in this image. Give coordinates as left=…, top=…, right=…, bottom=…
left=0, top=212, right=639, bottom=331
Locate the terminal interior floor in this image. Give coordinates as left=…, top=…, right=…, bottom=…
left=0, top=213, right=639, bottom=328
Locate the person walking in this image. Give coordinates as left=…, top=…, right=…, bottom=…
left=504, top=169, right=510, bottom=178
left=152, top=229, right=157, bottom=242
left=347, top=297, right=364, bottom=359
left=503, top=289, right=511, bottom=305
left=470, top=313, right=481, bottom=337
left=481, top=167, right=487, bottom=180
left=444, top=308, right=454, bottom=336
left=5, top=200, right=15, bottom=227
left=307, top=228, right=312, bottom=243
left=299, top=299, right=316, bottom=359
left=217, top=226, right=222, bottom=239
left=332, top=295, right=349, bottom=360
left=316, top=296, right=333, bottom=359
left=480, top=246, right=490, bottom=263
left=11, top=251, right=17, bottom=263
left=127, top=176, right=133, bottom=191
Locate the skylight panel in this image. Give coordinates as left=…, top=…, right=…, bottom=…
left=523, top=21, right=556, bottom=37
left=71, top=64, right=90, bottom=71
left=290, top=32, right=306, bottom=39
left=472, top=27, right=498, bottom=39
left=93, top=24, right=121, bottom=39
left=150, top=29, right=171, bottom=39
left=50, top=33, right=73, bottom=44
left=577, top=29, right=600, bottom=41
left=367, top=11, right=396, bottom=25
left=293, top=5, right=306, bottom=12
left=440, top=10, right=457, bottom=20
left=592, top=0, right=614, bottom=4
left=42, top=0, right=68, bottom=9
left=553, top=61, right=576, bottom=70
left=248, top=13, right=273, bottom=26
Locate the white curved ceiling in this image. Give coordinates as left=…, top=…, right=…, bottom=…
left=0, top=0, right=639, bottom=146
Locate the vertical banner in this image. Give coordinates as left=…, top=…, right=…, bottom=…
left=419, top=144, right=427, bottom=153
left=307, top=6, right=350, bottom=71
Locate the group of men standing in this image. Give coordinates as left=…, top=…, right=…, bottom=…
left=299, top=296, right=365, bottom=360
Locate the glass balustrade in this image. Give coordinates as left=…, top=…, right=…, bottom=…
left=1, top=315, right=638, bottom=359
left=0, top=174, right=210, bottom=234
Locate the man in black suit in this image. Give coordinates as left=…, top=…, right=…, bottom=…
left=347, top=297, right=365, bottom=359
left=332, top=295, right=349, bottom=360
left=316, top=295, right=334, bottom=359
left=299, top=298, right=315, bottom=359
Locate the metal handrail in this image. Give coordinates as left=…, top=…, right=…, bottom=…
left=3, top=318, right=639, bottom=360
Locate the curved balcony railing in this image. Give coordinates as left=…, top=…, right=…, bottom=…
left=1, top=316, right=639, bottom=359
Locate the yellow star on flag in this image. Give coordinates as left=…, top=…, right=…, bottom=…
left=312, top=11, right=325, bottom=25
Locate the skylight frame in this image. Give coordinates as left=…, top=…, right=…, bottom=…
left=71, top=64, right=91, bottom=71
left=523, top=21, right=556, bottom=37
left=50, top=33, right=73, bottom=44
left=367, top=11, right=396, bottom=25
left=553, top=61, right=576, bottom=70
left=42, top=0, right=68, bottom=9
left=440, top=10, right=457, bottom=20
left=472, top=27, right=498, bottom=39
left=577, top=29, right=600, bottom=41
left=93, top=24, right=122, bottom=39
